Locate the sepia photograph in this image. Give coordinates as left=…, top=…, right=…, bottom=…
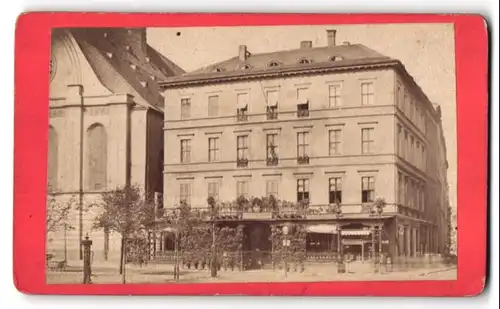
left=45, top=23, right=458, bottom=284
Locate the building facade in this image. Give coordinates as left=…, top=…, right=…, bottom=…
left=47, top=28, right=183, bottom=263
left=159, top=30, right=450, bottom=265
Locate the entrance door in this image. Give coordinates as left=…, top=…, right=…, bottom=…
left=243, top=223, right=271, bottom=269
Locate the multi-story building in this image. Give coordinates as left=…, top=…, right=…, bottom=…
left=47, top=28, right=184, bottom=263
left=159, top=30, right=450, bottom=265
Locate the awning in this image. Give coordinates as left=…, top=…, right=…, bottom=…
left=306, top=224, right=338, bottom=234
left=267, top=100, right=278, bottom=107
left=341, top=229, right=371, bottom=236
left=237, top=102, right=248, bottom=110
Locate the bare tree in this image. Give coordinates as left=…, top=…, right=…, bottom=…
left=46, top=193, right=77, bottom=234
left=92, top=184, right=156, bottom=276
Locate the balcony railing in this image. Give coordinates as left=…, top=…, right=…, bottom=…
left=297, top=155, right=310, bottom=164
left=237, top=112, right=248, bottom=122
left=266, top=109, right=278, bottom=120
left=266, top=157, right=279, bottom=166
left=237, top=158, right=249, bottom=167
left=297, top=108, right=309, bottom=118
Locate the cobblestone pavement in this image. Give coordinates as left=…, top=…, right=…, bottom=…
left=46, top=262, right=457, bottom=284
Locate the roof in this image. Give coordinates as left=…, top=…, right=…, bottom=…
left=70, top=28, right=185, bottom=110
left=161, top=43, right=394, bottom=86
left=194, top=43, right=389, bottom=74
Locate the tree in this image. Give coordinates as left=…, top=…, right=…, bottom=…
left=92, top=184, right=156, bottom=275
left=46, top=194, right=77, bottom=234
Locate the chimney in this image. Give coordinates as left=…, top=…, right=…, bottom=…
left=300, top=41, right=313, bottom=49
left=239, top=45, right=248, bottom=61
left=327, top=29, right=337, bottom=46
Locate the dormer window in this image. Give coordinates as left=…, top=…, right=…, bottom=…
left=214, top=67, right=224, bottom=73
left=298, top=58, right=312, bottom=64
left=268, top=60, right=280, bottom=68
left=329, top=55, right=344, bottom=61
left=296, top=88, right=310, bottom=117
left=241, top=64, right=252, bottom=70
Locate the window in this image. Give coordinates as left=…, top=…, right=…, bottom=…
left=266, top=133, right=279, bottom=166
left=329, top=129, right=342, bottom=155
left=181, top=98, right=191, bottom=119
left=297, top=132, right=310, bottom=164
left=266, top=180, right=279, bottom=198
left=410, top=136, right=415, bottom=164
left=87, top=124, right=107, bottom=190
left=180, top=139, right=191, bottom=163
left=397, top=82, right=403, bottom=110
left=48, top=126, right=58, bottom=191
left=329, top=177, right=342, bottom=204
left=415, top=183, right=420, bottom=211
left=416, top=141, right=420, bottom=168
left=398, top=172, right=404, bottom=205
left=404, top=130, right=409, bottom=160
left=415, top=106, right=420, bottom=127
left=297, top=88, right=309, bottom=117
left=329, top=84, right=342, bottom=107
left=408, top=97, right=413, bottom=120
left=208, top=182, right=219, bottom=201
left=361, top=82, right=374, bottom=105
left=422, top=146, right=426, bottom=169
left=268, top=61, right=280, bottom=67
left=236, top=180, right=249, bottom=198
left=329, top=55, right=344, bottom=61
left=361, top=176, right=375, bottom=203
left=208, top=95, right=219, bottom=117
left=179, top=183, right=191, bottom=205
left=266, top=90, right=279, bottom=120
left=237, top=93, right=249, bottom=121
left=361, top=128, right=374, bottom=154
left=237, top=135, right=249, bottom=167
left=397, top=124, right=404, bottom=157
left=298, top=58, right=312, bottom=64
left=297, top=179, right=310, bottom=203
left=208, top=137, right=219, bottom=162
left=404, top=176, right=409, bottom=206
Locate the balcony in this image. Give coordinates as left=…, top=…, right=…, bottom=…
left=297, top=109, right=309, bottom=118
left=266, top=108, right=278, bottom=120
left=237, top=111, right=248, bottom=122
left=237, top=158, right=249, bottom=167
left=297, top=155, right=310, bottom=164
left=266, top=156, right=279, bottom=166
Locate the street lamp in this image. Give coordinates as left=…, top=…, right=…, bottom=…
left=333, top=203, right=345, bottom=274
left=282, top=225, right=290, bottom=279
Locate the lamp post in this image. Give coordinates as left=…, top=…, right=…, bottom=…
left=333, top=203, right=345, bottom=274
left=282, top=225, right=289, bottom=280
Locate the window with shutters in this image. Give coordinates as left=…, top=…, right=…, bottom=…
left=180, top=139, right=191, bottom=163
left=297, top=179, right=310, bottom=203
left=208, top=95, right=219, bottom=117
left=296, top=88, right=309, bottom=117
left=236, top=181, right=249, bottom=198
left=297, top=132, right=310, bottom=164
left=87, top=124, right=107, bottom=190
left=266, top=180, right=279, bottom=199
left=208, top=182, right=219, bottom=201
left=329, top=84, right=342, bottom=107
left=329, top=129, right=342, bottom=155
left=361, top=176, right=375, bottom=203
left=361, top=82, right=374, bottom=105
left=208, top=137, right=219, bottom=162
left=181, top=98, right=191, bottom=119
left=361, top=128, right=374, bottom=154
left=266, top=133, right=279, bottom=166
left=329, top=177, right=342, bottom=204
left=237, top=93, right=249, bottom=121
left=266, top=90, right=279, bottom=120
left=237, top=135, right=249, bottom=167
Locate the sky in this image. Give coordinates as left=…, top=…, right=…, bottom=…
left=147, top=23, right=457, bottom=214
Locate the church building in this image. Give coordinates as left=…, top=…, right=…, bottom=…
left=47, top=28, right=184, bottom=263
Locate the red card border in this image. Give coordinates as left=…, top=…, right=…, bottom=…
left=13, top=13, right=488, bottom=296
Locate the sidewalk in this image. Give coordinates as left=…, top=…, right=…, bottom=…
left=46, top=262, right=457, bottom=284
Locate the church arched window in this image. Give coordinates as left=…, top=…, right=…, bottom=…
left=86, top=123, right=108, bottom=190
left=48, top=126, right=58, bottom=191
